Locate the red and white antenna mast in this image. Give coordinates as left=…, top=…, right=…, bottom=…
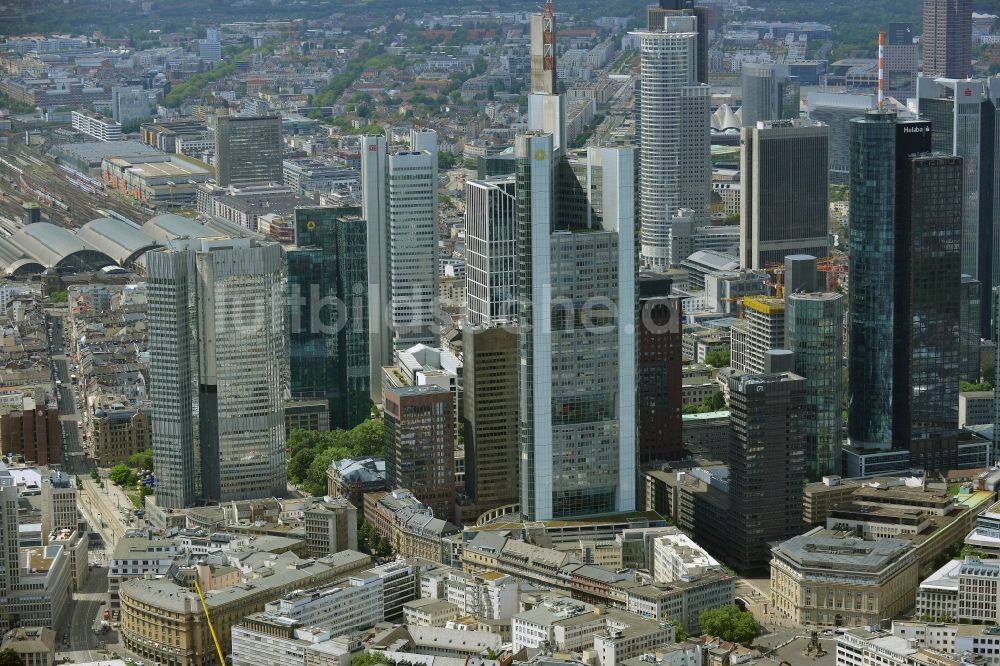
left=877, top=31, right=885, bottom=109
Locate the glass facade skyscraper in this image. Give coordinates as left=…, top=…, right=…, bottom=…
left=288, top=206, right=370, bottom=431
left=786, top=292, right=844, bottom=479
left=848, top=110, right=963, bottom=472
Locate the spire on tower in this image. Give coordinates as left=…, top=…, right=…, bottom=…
left=545, top=0, right=553, bottom=17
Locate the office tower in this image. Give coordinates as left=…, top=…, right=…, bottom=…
left=647, top=0, right=709, bottom=84
left=848, top=111, right=962, bottom=471
left=923, top=0, right=972, bottom=79
left=727, top=370, right=807, bottom=571
left=517, top=134, right=638, bottom=521
left=786, top=292, right=844, bottom=479
left=807, top=92, right=875, bottom=185
left=0, top=481, right=17, bottom=632
left=200, top=27, right=222, bottom=62
left=360, top=134, right=440, bottom=402
left=638, top=272, right=684, bottom=464
left=917, top=77, right=1000, bottom=337
left=149, top=239, right=288, bottom=508
left=960, top=274, right=982, bottom=383
left=214, top=115, right=283, bottom=187
left=884, top=23, right=918, bottom=99
left=40, top=471, right=79, bottom=544
left=463, top=325, right=519, bottom=514
left=740, top=119, right=830, bottom=270
left=465, top=177, right=516, bottom=326
left=635, top=18, right=711, bottom=270
left=784, top=254, right=821, bottom=294
left=287, top=206, right=370, bottom=430
left=730, top=297, right=785, bottom=374
left=740, top=63, right=800, bottom=128
left=0, top=398, right=60, bottom=466
left=384, top=385, right=455, bottom=521
left=110, top=86, right=151, bottom=128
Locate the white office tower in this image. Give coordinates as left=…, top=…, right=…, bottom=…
left=148, top=239, right=288, bottom=508
left=635, top=17, right=711, bottom=270
left=0, top=474, right=17, bottom=632
left=465, top=177, right=516, bottom=325
left=517, top=134, right=638, bottom=521
left=361, top=135, right=440, bottom=402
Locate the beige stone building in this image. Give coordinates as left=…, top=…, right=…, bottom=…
left=90, top=403, right=151, bottom=467
left=770, top=527, right=919, bottom=627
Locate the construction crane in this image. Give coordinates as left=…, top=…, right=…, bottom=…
left=194, top=579, right=226, bottom=666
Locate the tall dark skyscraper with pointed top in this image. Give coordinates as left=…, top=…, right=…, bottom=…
left=922, top=0, right=972, bottom=79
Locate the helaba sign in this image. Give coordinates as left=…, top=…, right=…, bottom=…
left=901, top=125, right=930, bottom=134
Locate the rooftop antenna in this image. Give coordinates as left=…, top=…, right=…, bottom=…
left=545, top=0, right=553, bottom=17
left=877, top=31, right=885, bottom=109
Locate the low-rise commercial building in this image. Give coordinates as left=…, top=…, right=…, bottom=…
left=835, top=627, right=964, bottom=666
left=0, top=626, right=56, bottom=666
left=102, top=154, right=211, bottom=207
left=72, top=110, right=122, bottom=142
left=326, top=458, right=386, bottom=508
left=916, top=556, right=1000, bottom=623
left=303, top=497, right=357, bottom=559
left=403, top=598, right=460, bottom=627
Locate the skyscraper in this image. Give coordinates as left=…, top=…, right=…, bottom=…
left=463, top=325, right=519, bottom=514
left=885, top=23, right=918, bottom=99
left=922, top=0, right=972, bottom=79
left=111, top=86, right=152, bottom=128
left=214, top=115, right=283, bottom=187
left=740, top=63, right=799, bottom=128
left=287, top=206, right=370, bottom=431
left=847, top=111, right=962, bottom=473
left=638, top=272, right=683, bottom=464
left=917, top=76, right=1000, bottom=337
left=786, top=292, right=844, bottom=479
left=517, top=136, right=638, bottom=521
left=647, top=0, right=709, bottom=84
left=0, top=476, right=17, bottom=632
left=727, top=370, right=807, bottom=571
left=740, top=119, right=830, bottom=269
left=360, top=133, right=439, bottom=402
left=465, top=177, right=517, bottom=326
left=960, top=274, right=982, bottom=383
left=806, top=92, right=876, bottom=185
left=384, top=384, right=455, bottom=521
left=730, top=297, right=786, bottom=374
left=149, top=239, right=288, bottom=508
left=635, top=18, right=711, bottom=270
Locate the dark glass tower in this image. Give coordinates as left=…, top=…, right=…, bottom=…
left=922, top=0, right=972, bottom=79
left=288, top=206, right=370, bottom=430
left=848, top=110, right=962, bottom=471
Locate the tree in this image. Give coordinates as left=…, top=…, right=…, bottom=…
left=704, top=391, right=726, bottom=412
left=0, top=649, right=25, bottom=666
left=671, top=620, right=688, bottom=642
left=698, top=605, right=760, bottom=646
left=349, top=419, right=385, bottom=457
left=108, top=463, right=136, bottom=488
left=128, top=449, right=154, bottom=472
left=90, top=468, right=100, bottom=482
left=983, top=363, right=996, bottom=388
left=705, top=350, right=730, bottom=368
left=352, top=652, right=390, bottom=666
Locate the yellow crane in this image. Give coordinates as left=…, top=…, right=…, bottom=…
left=193, top=579, right=226, bottom=666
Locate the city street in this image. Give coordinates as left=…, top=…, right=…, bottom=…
left=44, top=311, right=91, bottom=477
left=59, top=564, right=116, bottom=663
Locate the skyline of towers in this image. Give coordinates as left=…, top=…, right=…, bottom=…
left=740, top=119, right=830, bottom=270
left=923, top=0, right=972, bottom=79
left=847, top=110, right=963, bottom=473
left=635, top=16, right=711, bottom=270
left=148, top=238, right=288, bottom=508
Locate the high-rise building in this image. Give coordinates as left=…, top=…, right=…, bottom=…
left=465, top=177, right=516, bottom=326
left=287, top=206, right=370, bottom=431
left=739, top=119, right=830, bottom=270
left=214, top=115, right=283, bottom=187
left=200, top=27, right=222, bottom=62
left=885, top=23, right=918, bottom=99
left=727, top=370, right=807, bottom=571
left=916, top=76, right=1000, bottom=337
left=960, top=274, right=983, bottom=383
left=384, top=384, right=455, bottom=521
left=922, top=0, right=972, bottom=79
left=0, top=478, right=17, bottom=632
left=110, top=86, right=152, bottom=128
left=647, top=0, right=709, bottom=84
left=730, top=297, right=786, bottom=375
left=517, top=136, right=638, bottom=521
left=638, top=273, right=683, bottom=464
left=463, top=325, right=519, bottom=514
left=806, top=92, right=876, bottom=185
left=786, top=292, right=844, bottom=479
left=148, top=239, right=288, bottom=508
left=0, top=398, right=61, bottom=466
left=360, top=134, right=439, bottom=403
left=740, top=63, right=799, bottom=128
left=847, top=110, right=962, bottom=473
left=635, top=18, right=711, bottom=270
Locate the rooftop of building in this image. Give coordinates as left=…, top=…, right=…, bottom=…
left=773, top=527, right=915, bottom=571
